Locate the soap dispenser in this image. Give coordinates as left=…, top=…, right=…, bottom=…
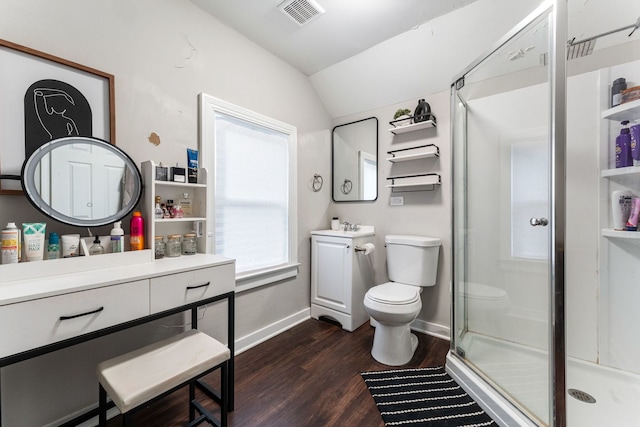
left=616, top=121, right=632, bottom=168
left=89, top=236, right=104, bottom=255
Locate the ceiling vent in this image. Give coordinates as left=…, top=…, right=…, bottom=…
left=278, top=0, right=325, bottom=26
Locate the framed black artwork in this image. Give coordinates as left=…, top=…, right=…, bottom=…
left=0, top=39, right=115, bottom=194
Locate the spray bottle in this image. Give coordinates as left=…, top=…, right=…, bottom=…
left=129, top=211, right=145, bottom=251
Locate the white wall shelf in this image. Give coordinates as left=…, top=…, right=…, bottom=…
left=155, top=181, right=207, bottom=189
left=388, top=119, right=436, bottom=135
left=601, top=99, right=640, bottom=122
left=601, top=229, right=640, bottom=239
left=141, top=160, right=209, bottom=255
left=155, top=217, right=207, bottom=223
left=386, top=144, right=439, bottom=162
left=386, top=173, right=441, bottom=192
left=601, top=165, right=640, bottom=178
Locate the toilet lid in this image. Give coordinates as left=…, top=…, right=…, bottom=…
left=367, top=283, right=420, bottom=305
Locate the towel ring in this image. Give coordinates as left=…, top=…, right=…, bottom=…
left=312, top=174, right=323, bottom=192
left=341, top=179, right=353, bottom=195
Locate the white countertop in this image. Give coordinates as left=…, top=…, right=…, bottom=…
left=0, top=252, right=234, bottom=306
left=311, top=225, right=375, bottom=238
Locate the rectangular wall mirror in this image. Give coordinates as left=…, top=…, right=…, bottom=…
left=332, top=117, right=378, bottom=202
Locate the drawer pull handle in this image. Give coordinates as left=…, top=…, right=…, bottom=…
left=59, top=306, right=104, bottom=321
left=186, top=282, right=210, bottom=290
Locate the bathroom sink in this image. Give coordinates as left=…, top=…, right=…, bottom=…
left=311, top=226, right=375, bottom=238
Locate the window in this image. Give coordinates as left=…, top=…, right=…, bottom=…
left=510, top=136, right=549, bottom=259
left=199, top=94, right=298, bottom=291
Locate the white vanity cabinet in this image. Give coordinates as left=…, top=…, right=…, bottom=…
left=310, top=228, right=375, bottom=332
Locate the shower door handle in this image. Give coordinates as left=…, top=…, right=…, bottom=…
left=529, top=217, right=549, bottom=227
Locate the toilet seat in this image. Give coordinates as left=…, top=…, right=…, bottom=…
left=366, top=282, right=420, bottom=305
left=464, top=282, right=507, bottom=301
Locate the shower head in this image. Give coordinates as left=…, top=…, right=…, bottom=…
left=566, top=16, right=640, bottom=60
left=567, top=38, right=596, bottom=59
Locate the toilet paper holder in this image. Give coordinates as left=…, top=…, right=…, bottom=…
left=353, top=243, right=375, bottom=255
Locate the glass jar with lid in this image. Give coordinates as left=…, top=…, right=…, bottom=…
left=182, top=233, right=197, bottom=255
left=165, top=234, right=182, bottom=257
left=154, top=236, right=165, bottom=259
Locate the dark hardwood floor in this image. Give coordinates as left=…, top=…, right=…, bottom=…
left=112, top=318, right=450, bottom=426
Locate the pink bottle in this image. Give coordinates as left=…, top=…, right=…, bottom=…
left=129, top=211, right=145, bottom=251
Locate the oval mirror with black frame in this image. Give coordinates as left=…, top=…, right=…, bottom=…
left=332, top=117, right=378, bottom=202
left=21, top=136, right=142, bottom=227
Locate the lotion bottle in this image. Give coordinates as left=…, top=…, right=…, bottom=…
left=47, top=232, right=60, bottom=260
left=1, top=222, right=20, bottom=264
left=111, top=221, right=124, bottom=253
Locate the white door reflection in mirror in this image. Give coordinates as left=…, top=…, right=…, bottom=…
left=359, top=150, right=376, bottom=200
left=50, top=143, right=124, bottom=220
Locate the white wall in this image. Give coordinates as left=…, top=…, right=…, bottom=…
left=329, top=90, right=452, bottom=339
left=0, top=0, right=331, bottom=425
left=310, top=0, right=544, bottom=118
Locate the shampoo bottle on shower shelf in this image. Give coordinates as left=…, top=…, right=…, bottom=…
left=612, top=190, right=633, bottom=230
left=129, top=211, right=145, bottom=251
left=627, top=197, right=640, bottom=231
left=616, top=121, right=632, bottom=168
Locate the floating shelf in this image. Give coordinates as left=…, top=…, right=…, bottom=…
left=602, top=229, right=640, bottom=240
left=386, top=173, right=441, bottom=192
left=386, top=144, right=439, bottom=162
left=154, top=180, right=207, bottom=188
left=156, top=217, right=206, bottom=223
left=601, top=99, right=640, bottom=122
left=388, top=120, right=436, bottom=135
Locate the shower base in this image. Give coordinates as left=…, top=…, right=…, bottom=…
left=446, top=333, right=640, bottom=426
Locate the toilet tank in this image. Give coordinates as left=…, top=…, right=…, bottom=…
left=385, top=235, right=441, bottom=287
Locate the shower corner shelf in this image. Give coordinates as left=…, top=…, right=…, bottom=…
left=388, top=119, right=436, bottom=135
left=386, top=144, right=439, bottom=162
left=601, top=165, right=640, bottom=182
left=601, top=229, right=640, bottom=240
left=386, top=173, right=441, bottom=192
left=601, top=99, right=640, bottom=122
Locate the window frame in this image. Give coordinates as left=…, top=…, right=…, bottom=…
left=199, top=93, right=298, bottom=292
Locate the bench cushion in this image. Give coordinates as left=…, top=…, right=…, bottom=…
left=97, top=329, right=230, bottom=413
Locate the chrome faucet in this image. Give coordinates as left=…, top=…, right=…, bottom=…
left=342, top=222, right=361, bottom=232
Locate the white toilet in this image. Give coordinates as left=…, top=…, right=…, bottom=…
left=363, top=235, right=441, bottom=366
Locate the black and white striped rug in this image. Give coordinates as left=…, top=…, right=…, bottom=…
left=361, top=366, right=496, bottom=426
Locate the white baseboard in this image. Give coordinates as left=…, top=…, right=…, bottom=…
left=411, top=318, right=451, bottom=341
left=235, top=308, right=311, bottom=354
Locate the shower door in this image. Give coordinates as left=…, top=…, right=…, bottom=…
left=451, top=3, right=555, bottom=425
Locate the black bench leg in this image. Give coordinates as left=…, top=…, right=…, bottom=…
left=189, top=378, right=196, bottom=422
left=221, top=361, right=228, bottom=427
left=99, top=384, right=107, bottom=427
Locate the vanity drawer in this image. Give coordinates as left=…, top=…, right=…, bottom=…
left=150, top=264, right=235, bottom=314
left=0, top=279, right=149, bottom=359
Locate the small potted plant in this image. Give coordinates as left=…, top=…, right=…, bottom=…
left=392, top=108, right=412, bottom=127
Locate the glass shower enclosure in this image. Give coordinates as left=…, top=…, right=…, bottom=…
left=448, top=0, right=640, bottom=426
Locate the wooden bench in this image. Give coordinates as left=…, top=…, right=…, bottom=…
left=96, top=329, right=230, bottom=426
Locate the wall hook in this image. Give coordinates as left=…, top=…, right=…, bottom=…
left=312, top=174, right=323, bottom=192
left=341, top=179, right=353, bottom=195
